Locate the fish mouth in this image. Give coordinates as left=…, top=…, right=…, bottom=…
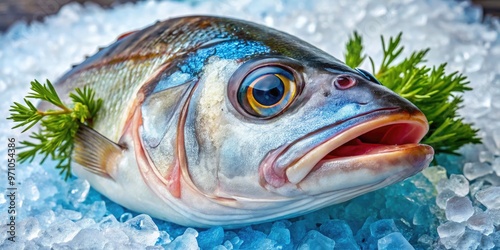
left=262, top=109, right=434, bottom=195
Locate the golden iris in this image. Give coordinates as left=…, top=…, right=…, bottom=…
left=238, top=66, right=297, bottom=118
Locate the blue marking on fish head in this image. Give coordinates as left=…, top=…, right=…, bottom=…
left=152, top=40, right=270, bottom=93
left=179, top=40, right=270, bottom=75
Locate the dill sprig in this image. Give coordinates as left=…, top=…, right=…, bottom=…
left=8, top=80, right=102, bottom=180
left=345, top=32, right=481, bottom=155
left=344, top=31, right=366, bottom=70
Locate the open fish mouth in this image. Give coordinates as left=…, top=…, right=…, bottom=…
left=286, top=110, right=432, bottom=184
left=261, top=109, right=434, bottom=195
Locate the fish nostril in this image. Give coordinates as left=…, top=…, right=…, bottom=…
left=334, top=75, right=356, bottom=90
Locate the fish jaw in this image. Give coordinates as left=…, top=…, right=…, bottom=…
left=261, top=109, right=434, bottom=196
left=298, top=143, right=433, bottom=196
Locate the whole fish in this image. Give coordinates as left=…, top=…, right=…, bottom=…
left=47, top=16, right=434, bottom=228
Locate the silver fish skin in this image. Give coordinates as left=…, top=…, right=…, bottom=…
left=48, top=16, right=433, bottom=228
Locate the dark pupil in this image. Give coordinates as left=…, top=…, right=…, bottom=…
left=252, top=74, right=285, bottom=106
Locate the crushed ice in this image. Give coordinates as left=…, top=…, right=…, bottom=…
left=1, top=0, right=500, bottom=249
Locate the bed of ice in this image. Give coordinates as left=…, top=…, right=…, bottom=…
left=1, top=0, right=499, bottom=249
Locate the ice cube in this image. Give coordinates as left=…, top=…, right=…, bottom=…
left=479, top=151, right=494, bottom=163
left=421, top=165, right=447, bottom=185
left=485, top=209, right=500, bottom=226
left=483, top=174, right=500, bottom=186
left=99, top=215, right=119, bottom=229
left=456, top=229, right=482, bottom=250
left=370, top=219, right=399, bottom=239
left=319, top=220, right=357, bottom=249
left=467, top=211, right=494, bottom=235
left=38, top=210, right=56, bottom=225
left=85, top=200, right=107, bottom=221
left=65, top=228, right=108, bottom=249
left=446, top=196, right=474, bottom=222
left=479, top=235, right=495, bottom=250
left=297, top=230, right=335, bottom=250
left=437, top=174, right=469, bottom=197
left=198, top=226, right=224, bottom=248
left=378, top=232, right=414, bottom=250
left=61, top=209, right=83, bottom=221
left=75, top=218, right=95, bottom=229
left=18, top=217, right=41, bottom=240
left=463, top=162, right=493, bottom=180
left=20, top=180, right=40, bottom=201
left=440, top=235, right=462, bottom=250
left=267, top=222, right=291, bottom=245
left=483, top=135, right=500, bottom=156
left=436, top=189, right=456, bottom=209
left=103, top=227, right=130, bottom=245
left=289, top=220, right=308, bottom=244
left=123, top=214, right=160, bottom=245
left=37, top=219, right=80, bottom=246
left=165, top=228, right=199, bottom=250
left=226, top=235, right=243, bottom=249
left=68, top=179, right=90, bottom=206
left=156, top=230, right=172, bottom=246
left=437, top=221, right=465, bottom=238
left=475, top=186, right=500, bottom=209
left=469, top=179, right=487, bottom=197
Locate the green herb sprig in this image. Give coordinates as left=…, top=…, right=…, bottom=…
left=344, top=32, right=481, bottom=155
left=8, top=80, right=102, bottom=180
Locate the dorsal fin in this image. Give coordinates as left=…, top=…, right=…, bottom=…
left=74, top=124, right=124, bottom=179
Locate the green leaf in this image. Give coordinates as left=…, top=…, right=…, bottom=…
left=8, top=79, right=103, bottom=180
left=344, top=31, right=366, bottom=68
left=26, top=80, right=67, bottom=110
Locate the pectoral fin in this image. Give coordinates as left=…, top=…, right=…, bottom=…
left=74, top=124, right=124, bottom=179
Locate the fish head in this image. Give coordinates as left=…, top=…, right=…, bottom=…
left=191, top=54, right=433, bottom=197
left=125, top=16, right=434, bottom=226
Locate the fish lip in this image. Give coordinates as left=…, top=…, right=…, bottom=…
left=298, top=143, right=434, bottom=194
left=260, top=108, right=432, bottom=189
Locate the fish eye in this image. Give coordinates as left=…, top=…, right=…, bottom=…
left=238, top=66, right=297, bottom=118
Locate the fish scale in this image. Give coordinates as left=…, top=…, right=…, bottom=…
left=60, top=57, right=167, bottom=141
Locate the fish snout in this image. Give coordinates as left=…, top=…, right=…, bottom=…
left=260, top=108, right=433, bottom=198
